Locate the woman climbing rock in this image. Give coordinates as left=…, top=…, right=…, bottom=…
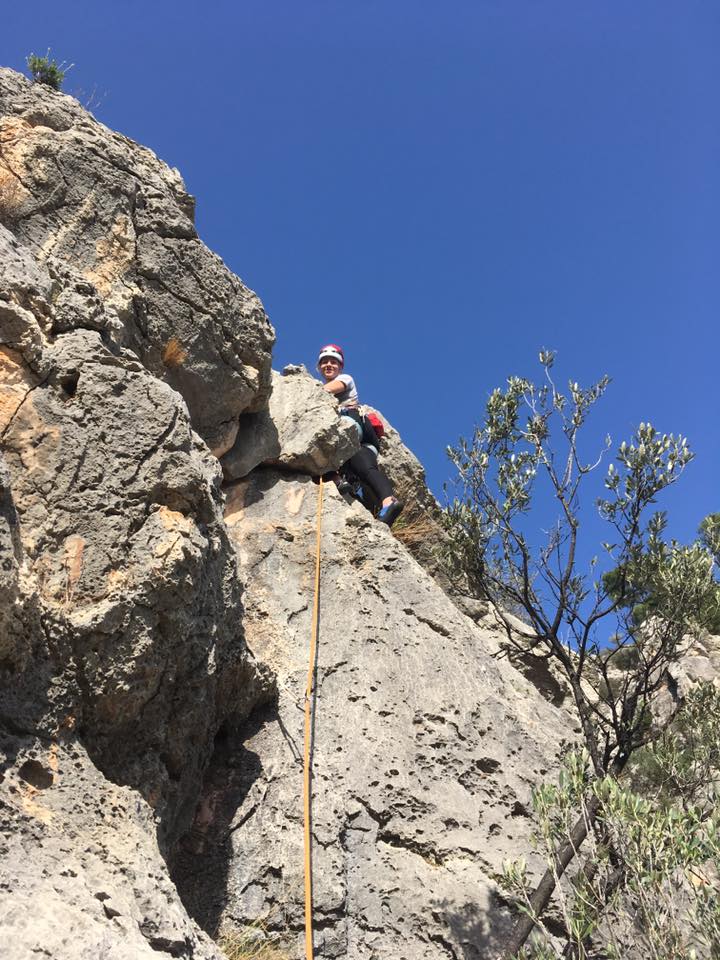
left=317, top=343, right=404, bottom=527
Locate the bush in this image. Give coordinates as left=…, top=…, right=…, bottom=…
left=603, top=514, right=720, bottom=636
left=501, top=683, right=720, bottom=959
left=26, top=51, right=72, bottom=91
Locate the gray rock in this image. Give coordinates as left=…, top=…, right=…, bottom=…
left=0, top=222, right=54, bottom=306
left=0, top=323, right=264, bottom=841
left=651, top=635, right=720, bottom=727
left=0, top=224, right=53, bottom=371
left=0, top=67, right=275, bottom=455
left=0, top=73, right=274, bottom=960
left=0, top=71, right=284, bottom=955
left=174, top=470, right=576, bottom=959
left=0, top=455, right=40, bottom=670
left=0, top=328, right=270, bottom=958
left=220, top=407, right=281, bottom=481
left=0, top=244, right=269, bottom=956
left=0, top=733, right=224, bottom=960
left=221, top=366, right=359, bottom=481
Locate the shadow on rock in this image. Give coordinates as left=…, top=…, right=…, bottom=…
left=169, top=704, right=274, bottom=937
left=436, top=895, right=512, bottom=960
left=500, top=644, right=569, bottom=708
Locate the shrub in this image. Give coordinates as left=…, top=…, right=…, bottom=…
left=162, top=337, right=188, bottom=369
left=26, top=51, right=73, bottom=91
left=391, top=512, right=439, bottom=548
left=501, top=683, right=720, bottom=959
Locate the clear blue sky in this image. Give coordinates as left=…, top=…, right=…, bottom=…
left=4, top=1, right=718, bottom=553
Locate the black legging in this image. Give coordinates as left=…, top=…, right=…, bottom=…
left=348, top=445, right=394, bottom=502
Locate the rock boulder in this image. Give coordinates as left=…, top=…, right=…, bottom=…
left=221, top=366, right=359, bottom=481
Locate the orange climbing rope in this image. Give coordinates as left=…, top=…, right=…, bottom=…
left=303, top=476, right=324, bottom=960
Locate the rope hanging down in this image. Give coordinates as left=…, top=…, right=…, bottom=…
left=303, top=476, right=324, bottom=960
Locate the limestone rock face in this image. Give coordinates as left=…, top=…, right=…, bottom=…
left=0, top=735, right=224, bottom=960
left=670, top=634, right=720, bottom=691
left=174, top=470, right=576, bottom=959
left=1, top=282, right=262, bottom=833
left=650, top=633, right=720, bottom=726
left=0, top=455, right=40, bottom=670
left=0, top=73, right=269, bottom=959
left=221, top=366, right=360, bottom=481
left=0, top=327, right=257, bottom=958
left=0, top=68, right=275, bottom=455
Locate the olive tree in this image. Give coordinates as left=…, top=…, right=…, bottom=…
left=604, top=512, right=720, bottom=636
left=443, top=352, right=718, bottom=957
left=502, top=684, right=720, bottom=959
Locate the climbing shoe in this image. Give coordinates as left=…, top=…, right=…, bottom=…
left=337, top=479, right=354, bottom=496
left=378, top=498, right=403, bottom=527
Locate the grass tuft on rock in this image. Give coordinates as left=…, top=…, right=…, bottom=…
left=217, top=920, right=290, bottom=960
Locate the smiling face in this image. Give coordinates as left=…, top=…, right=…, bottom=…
left=318, top=356, right=342, bottom=382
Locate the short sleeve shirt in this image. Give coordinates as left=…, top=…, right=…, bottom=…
left=334, top=373, right=359, bottom=411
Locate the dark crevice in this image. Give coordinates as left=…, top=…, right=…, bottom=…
left=63, top=439, right=90, bottom=495
left=428, top=931, right=462, bottom=959
left=377, top=827, right=444, bottom=867
left=18, top=757, right=54, bottom=789
left=413, top=612, right=452, bottom=638
left=58, top=370, right=80, bottom=397
left=499, top=642, right=569, bottom=707
left=140, top=931, right=192, bottom=957
left=168, top=701, right=277, bottom=937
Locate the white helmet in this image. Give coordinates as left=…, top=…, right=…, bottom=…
left=317, top=343, right=344, bottom=368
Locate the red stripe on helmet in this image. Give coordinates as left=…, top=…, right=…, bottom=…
left=317, top=344, right=344, bottom=366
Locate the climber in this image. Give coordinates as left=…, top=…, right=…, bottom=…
left=317, top=344, right=404, bottom=527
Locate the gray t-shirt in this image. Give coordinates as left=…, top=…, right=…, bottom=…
left=334, top=373, right=359, bottom=411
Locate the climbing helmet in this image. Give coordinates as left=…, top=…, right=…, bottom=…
left=317, top=344, right=344, bottom=368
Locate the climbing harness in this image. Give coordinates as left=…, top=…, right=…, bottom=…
left=303, top=476, right=324, bottom=960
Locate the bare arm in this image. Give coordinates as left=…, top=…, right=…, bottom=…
left=323, top=380, right=345, bottom=395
